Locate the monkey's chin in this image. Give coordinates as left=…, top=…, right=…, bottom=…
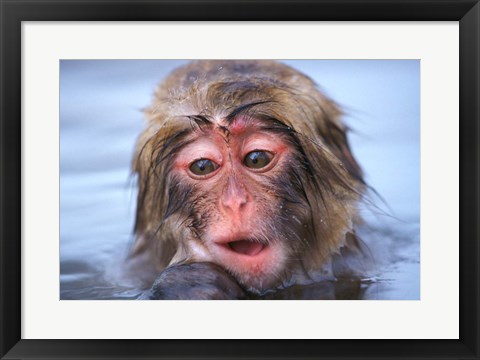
left=212, top=240, right=286, bottom=294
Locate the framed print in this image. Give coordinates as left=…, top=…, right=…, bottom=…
left=1, top=0, right=479, bottom=359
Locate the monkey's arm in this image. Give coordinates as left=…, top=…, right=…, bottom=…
left=138, top=262, right=247, bottom=300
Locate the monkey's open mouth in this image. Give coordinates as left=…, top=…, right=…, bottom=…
left=227, top=239, right=266, bottom=256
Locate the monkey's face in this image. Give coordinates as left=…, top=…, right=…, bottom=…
left=169, top=116, right=309, bottom=292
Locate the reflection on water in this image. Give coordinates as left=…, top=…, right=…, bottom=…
left=60, top=60, right=420, bottom=300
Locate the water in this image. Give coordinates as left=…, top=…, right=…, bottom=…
left=60, top=60, right=420, bottom=300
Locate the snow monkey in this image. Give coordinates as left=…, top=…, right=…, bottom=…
left=132, top=60, right=370, bottom=299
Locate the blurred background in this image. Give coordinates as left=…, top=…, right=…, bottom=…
left=60, top=60, right=420, bottom=300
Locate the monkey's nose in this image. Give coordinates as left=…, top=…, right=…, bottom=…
left=220, top=178, right=249, bottom=214
left=221, top=190, right=248, bottom=212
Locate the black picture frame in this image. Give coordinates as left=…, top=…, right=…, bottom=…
left=1, top=1, right=478, bottom=359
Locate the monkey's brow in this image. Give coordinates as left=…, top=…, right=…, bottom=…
left=225, top=100, right=273, bottom=123
left=185, top=114, right=231, bottom=137
left=157, top=128, right=195, bottom=162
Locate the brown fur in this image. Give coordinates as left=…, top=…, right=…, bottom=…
left=131, top=60, right=367, bottom=292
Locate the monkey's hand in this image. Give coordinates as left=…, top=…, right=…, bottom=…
left=138, top=262, right=247, bottom=300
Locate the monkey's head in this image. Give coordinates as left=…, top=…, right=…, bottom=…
left=133, top=60, right=365, bottom=294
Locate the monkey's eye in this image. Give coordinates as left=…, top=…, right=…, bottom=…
left=244, top=151, right=273, bottom=169
left=189, top=159, right=219, bottom=176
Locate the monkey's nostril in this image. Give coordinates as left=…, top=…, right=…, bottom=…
left=221, top=194, right=248, bottom=212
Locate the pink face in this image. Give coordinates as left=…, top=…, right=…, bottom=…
left=172, top=117, right=296, bottom=291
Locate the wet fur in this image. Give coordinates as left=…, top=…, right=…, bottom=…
left=131, top=60, right=368, bottom=292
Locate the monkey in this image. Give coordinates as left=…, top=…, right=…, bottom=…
left=130, top=60, right=372, bottom=299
